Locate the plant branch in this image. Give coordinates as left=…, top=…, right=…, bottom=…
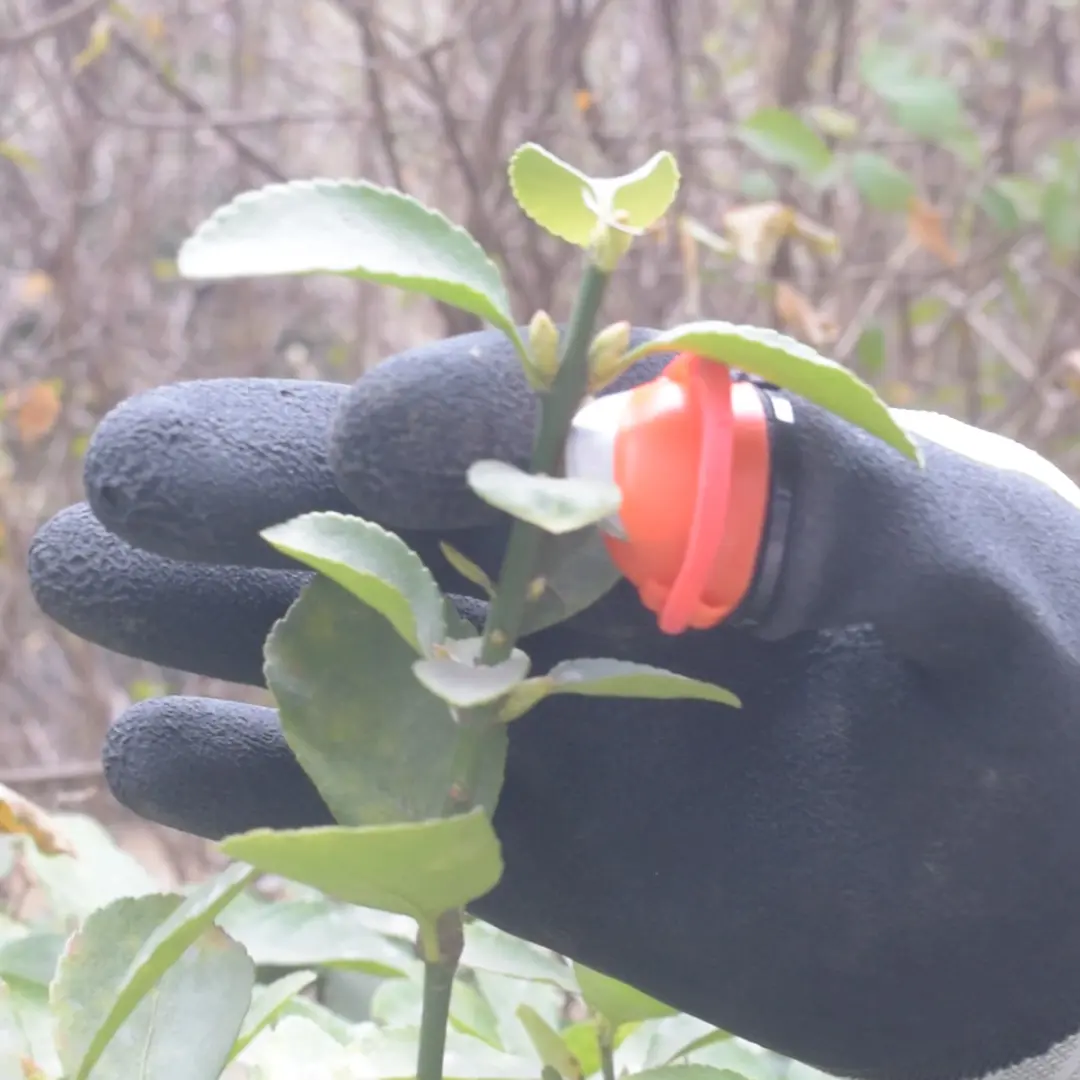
left=480, top=260, right=611, bottom=664
left=417, top=912, right=463, bottom=1080
left=421, top=258, right=611, bottom=1080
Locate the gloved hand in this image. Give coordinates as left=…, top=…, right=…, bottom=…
left=27, top=328, right=1080, bottom=1080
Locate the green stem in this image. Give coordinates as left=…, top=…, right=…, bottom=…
left=417, top=960, right=455, bottom=1080
left=419, top=260, right=611, bottom=1080
left=599, top=1021, right=617, bottom=1080
left=416, top=911, right=464, bottom=1080
left=480, top=261, right=611, bottom=665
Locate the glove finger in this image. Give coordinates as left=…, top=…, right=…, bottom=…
left=83, top=377, right=352, bottom=570
left=331, top=328, right=671, bottom=531
left=103, top=696, right=333, bottom=839
left=28, top=502, right=304, bottom=686
left=79, top=373, right=509, bottom=582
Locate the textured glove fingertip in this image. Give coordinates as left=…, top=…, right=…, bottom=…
left=104, top=696, right=334, bottom=841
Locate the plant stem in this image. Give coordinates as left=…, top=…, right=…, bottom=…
left=416, top=911, right=464, bottom=1080
left=599, top=1022, right=618, bottom=1080
left=417, top=960, right=456, bottom=1080
left=419, top=259, right=611, bottom=1080
left=480, top=261, right=611, bottom=664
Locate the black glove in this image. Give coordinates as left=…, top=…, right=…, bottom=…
left=27, top=329, right=1080, bottom=1080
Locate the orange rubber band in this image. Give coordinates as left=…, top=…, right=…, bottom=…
left=659, top=357, right=734, bottom=634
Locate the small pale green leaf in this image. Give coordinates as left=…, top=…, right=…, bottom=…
left=979, top=185, right=1021, bottom=232
left=573, top=963, right=678, bottom=1028
left=343, top=1023, right=540, bottom=1080
left=219, top=810, right=504, bottom=955
left=0, top=979, right=57, bottom=1076
left=622, top=322, right=921, bottom=463
left=177, top=179, right=526, bottom=358
left=520, top=528, right=622, bottom=636
left=0, top=933, right=64, bottom=990
left=229, top=970, right=318, bottom=1062
left=266, top=576, right=506, bottom=824
left=1042, top=179, right=1080, bottom=258
left=509, top=146, right=680, bottom=248
left=596, top=151, right=681, bottom=230
left=562, top=1022, right=603, bottom=1077
left=216, top=895, right=412, bottom=975
left=53, top=863, right=257, bottom=1080
left=263, top=512, right=446, bottom=653
left=461, top=922, right=577, bottom=991
left=414, top=647, right=531, bottom=708
left=468, top=461, right=622, bottom=535
left=0, top=982, right=31, bottom=1080
left=736, top=108, right=832, bottom=178
left=52, top=890, right=256, bottom=1080
left=517, top=1004, right=583, bottom=1080
left=509, top=145, right=598, bottom=246
left=19, top=813, right=159, bottom=921
left=498, top=678, right=554, bottom=723
left=855, top=326, right=886, bottom=375
left=859, top=47, right=968, bottom=142
left=643, top=1014, right=732, bottom=1067
left=849, top=152, right=915, bottom=212
left=230, top=1014, right=346, bottom=1074
left=441, top=541, right=495, bottom=597
left=547, top=658, right=741, bottom=708
left=450, top=979, right=503, bottom=1048
left=808, top=105, right=859, bottom=140
left=992, top=176, right=1044, bottom=223
left=631, top=1068, right=749, bottom=1080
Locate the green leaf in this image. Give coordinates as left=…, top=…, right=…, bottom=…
left=517, top=1004, right=584, bottom=1080
left=542, top=658, right=740, bottom=708
left=219, top=810, right=504, bottom=960
left=509, top=145, right=679, bottom=247
left=177, top=179, right=526, bottom=359
left=622, top=322, right=921, bottom=463
left=19, top=813, right=159, bottom=921
left=631, top=1068, right=749, bottom=1080
left=642, top=1014, right=732, bottom=1067
left=808, top=105, right=859, bottom=140
left=992, top=176, right=1044, bottom=223
left=509, top=145, right=597, bottom=245
left=978, top=185, right=1021, bottom=232
left=1042, top=179, right=1080, bottom=258
left=467, top=461, right=622, bottom=535
left=266, top=576, right=506, bottom=825
left=599, top=152, right=681, bottom=230
left=344, top=1023, right=540, bottom=1080
left=0, top=979, right=57, bottom=1076
left=461, top=922, right=577, bottom=991
left=414, top=639, right=531, bottom=708
left=441, top=541, right=495, bottom=597
left=561, top=1022, right=603, bottom=1077
left=263, top=512, right=446, bottom=654
left=217, top=895, right=412, bottom=976
left=230, top=1014, right=346, bottom=1075
left=0, top=934, right=65, bottom=991
left=520, top=529, right=622, bottom=636
left=229, top=970, right=318, bottom=1062
left=450, top=980, right=503, bottom=1048
left=849, top=152, right=915, bottom=212
left=573, top=963, right=678, bottom=1028
left=0, top=982, right=34, bottom=1080
left=855, top=326, right=886, bottom=375
left=51, top=890, right=256, bottom=1080
left=736, top=108, right=832, bottom=179
left=859, top=47, right=967, bottom=142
